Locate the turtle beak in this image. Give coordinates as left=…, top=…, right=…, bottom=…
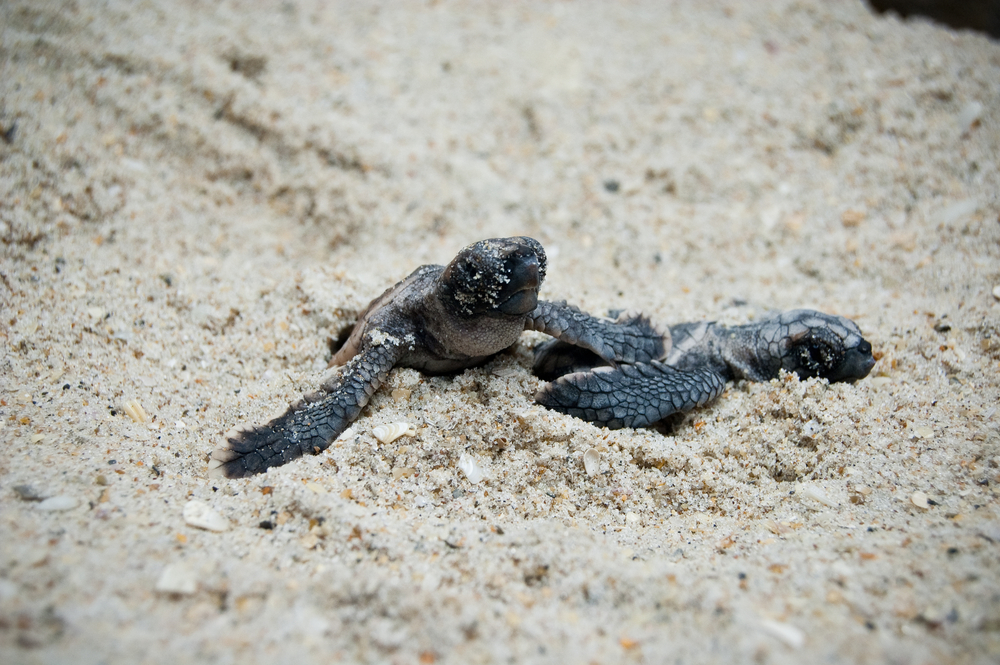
left=497, top=251, right=541, bottom=315
left=829, top=339, right=876, bottom=383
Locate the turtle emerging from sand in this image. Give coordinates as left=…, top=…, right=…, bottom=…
left=210, top=236, right=663, bottom=478
left=533, top=309, right=875, bottom=429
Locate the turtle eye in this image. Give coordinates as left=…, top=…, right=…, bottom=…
left=791, top=336, right=843, bottom=379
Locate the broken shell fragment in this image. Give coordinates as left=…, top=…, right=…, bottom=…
left=583, top=448, right=600, bottom=477
left=372, top=422, right=416, bottom=445
left=183, top=500, right=230, bottom=532
left=458, top=453, right=485, bottom=484
left=797, top=483, right=836, bottom=507
left=392, top=466, right=416, bottom=480
left=123, top=399, right=148, bottom=423
left=760, top=619, right=805, bottom=649
left=155, top=562, right=197, bottom=595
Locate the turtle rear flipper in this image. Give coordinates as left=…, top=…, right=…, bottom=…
left=210, top=342, right=401, bottom=479
left=535, top=361, right=726, bottom=429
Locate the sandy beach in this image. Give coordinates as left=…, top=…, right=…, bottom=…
left=2, top=1, right=999, bottom=663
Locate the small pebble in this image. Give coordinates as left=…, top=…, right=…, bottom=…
left=0, top=579, right=18, bottom=601
left=183, top=500, right=230, bottom=532
left=957, top=101, right=983, bottom=133
left=992, top=285, right=1000, bottom=301
left=392, top=467, right=416, bottom=480
left=911, top=491, right=930, bottom=509
left=13, top=484, right=45, bottom=501
left=155, top=562, right=197, bottom=595
left=36, top=495, right=80, bottom=511
left=800, top=420, right=822, bottom=438
left=841, top=209, right=865, bottom=227
left=583, top=448, right=600, bottom=477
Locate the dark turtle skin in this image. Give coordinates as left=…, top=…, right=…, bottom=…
left=210, top=237, right=662, bottom=478
left=534, top=309, right=876, bottom=429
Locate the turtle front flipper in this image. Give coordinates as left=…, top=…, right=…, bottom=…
left=535, top=361, right=726, bottom=429
left=209, top=341, right=402, bottom=479
left=526, top=301, right=667, bottom=366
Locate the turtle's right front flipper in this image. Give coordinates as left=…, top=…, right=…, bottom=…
left=535, top=361, right=726, bottom=429
left=209, top=342, right=401, bottom=479
left=526, top=301, right=667, bottom=366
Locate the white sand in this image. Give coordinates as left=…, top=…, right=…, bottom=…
left=2, top=1, right=999, bottom=663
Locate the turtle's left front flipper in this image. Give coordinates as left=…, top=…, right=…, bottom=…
left=209, top=342, right=402, bottom=479
left=526, top=301, right=667, bottom=366
left=535, top=361, right=726, bottom=429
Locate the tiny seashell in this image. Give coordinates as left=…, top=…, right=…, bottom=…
left=183, top=499, right=230, bottom=532
left=583, top=448, right=600, bottom=477
left=910, top=491, right=929, bottom=509
left=458, top=453, right=485, bottom=484
left=372, top=422, right=416, bottom=444
left=122, top=399, right=148, bottom=423
left=797, top=483, right=836, bottom=507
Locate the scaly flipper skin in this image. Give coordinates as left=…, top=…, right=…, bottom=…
left=537, top=362, right=726, bottom=429
left=527, top=306, right=666, bottom=369
left=209, top=341, right=402, bottom=479
left=210, top=236, right=664, bottom=479
left=535, top=309, right=875, bottom=429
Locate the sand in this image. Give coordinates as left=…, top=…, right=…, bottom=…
left=1, top=1, right=999, bottom=663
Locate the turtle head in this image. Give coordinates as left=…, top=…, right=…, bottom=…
left=439, top=237, right=547, bottom=318
left=778, top=310, right=876, bottom=383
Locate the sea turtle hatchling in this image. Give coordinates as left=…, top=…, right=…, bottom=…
left=210, top=236, right=662, bottom=478
left=533, top=309, right=875, bottom=429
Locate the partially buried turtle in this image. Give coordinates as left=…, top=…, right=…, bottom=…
left=533, top=308, right=875, bottom=429
left=210, top=236, right=662, bottom=478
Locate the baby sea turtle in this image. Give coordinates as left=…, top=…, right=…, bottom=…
left=210, top=237, right=661, bottom=478
left=534, top=309, right=875, bottom=429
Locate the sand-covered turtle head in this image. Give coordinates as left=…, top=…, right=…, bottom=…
left=439, top=236, right=547, bottom=318
left=776, top=310, right=875, bottom=382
